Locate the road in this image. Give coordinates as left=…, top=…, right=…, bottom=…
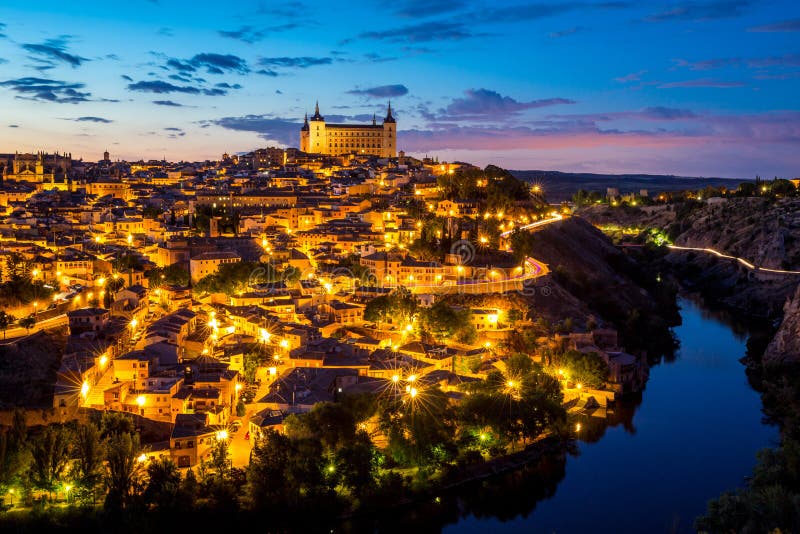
left=668, top=244, right=800, bottom=276
left=1, top=313, right=67, bottom=341
left=499, top=213, right=564, bottom=238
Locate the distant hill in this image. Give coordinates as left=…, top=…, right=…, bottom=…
left=511, top=170, right=751, bottom=203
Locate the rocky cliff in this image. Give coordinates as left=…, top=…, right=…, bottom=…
left=764, top=284, right=800, bottom=364
left=582, top=197, right=800, bottom=319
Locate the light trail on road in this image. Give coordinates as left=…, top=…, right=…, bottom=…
left=668, top=245, right=800, bottom=275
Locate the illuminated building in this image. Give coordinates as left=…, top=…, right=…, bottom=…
left=300, top=101, right=397, bottom=158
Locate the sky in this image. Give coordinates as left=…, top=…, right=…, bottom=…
left=0, top=0, right=798, bottom=178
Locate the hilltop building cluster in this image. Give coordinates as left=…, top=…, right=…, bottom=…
left=0, top=108, right=647, bottom=468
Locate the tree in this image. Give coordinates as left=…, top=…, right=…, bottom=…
left=18, top=315, right=35, bottom=334
left=284, top=402, right=356, bottom=452
left=554, top=350, right=609, bottom=389
left=143, top=457, right=183, bottom=511
left=418, top=300, right=475, bottom=344
left=364, top=288, right=418, bottom=327
left=28, top=425, right=72, bottom=499
left=104, top=430, right=142, bottom=511
left=146, top=264, right=190, bottom=287
left=71, top=421, right=104, bottom=503
left=0, top=311, right=10, bottom=339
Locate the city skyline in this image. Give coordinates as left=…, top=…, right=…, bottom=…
left=0, top=0, right=798, bottom=177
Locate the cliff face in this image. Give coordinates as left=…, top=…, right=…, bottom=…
left=581, top=197, right=800, bottom=319
left=522, top=217, right=678, bottom=355
left=763, top=285, right=800, bottom=364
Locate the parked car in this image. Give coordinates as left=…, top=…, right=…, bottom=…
left=231, top=420, right=242, bottom=432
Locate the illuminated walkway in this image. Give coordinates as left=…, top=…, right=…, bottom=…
left=499, top=213, right=564, bottom=238
left=667, top=244, right=800, bottom=276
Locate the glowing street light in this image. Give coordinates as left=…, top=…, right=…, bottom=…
left=137, top=453, right=147, bottom=463
left=408, top=387, right=418, bottom=398
left=216, top=429, right=228, bottom=441
left=81, top=381, right=90, bottom=398
left=392, top=374, right=400, bottom=383
left=136, top=395, right=145, bottom=407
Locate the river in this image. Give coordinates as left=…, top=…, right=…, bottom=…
left=434, top=296, right=777, bottom=533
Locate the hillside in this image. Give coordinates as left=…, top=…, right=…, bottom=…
left=521, top=217, right=678, bottom=356
left=581, top=198, right=800, bottom=319
left=0, top=331, right=64, bottom=409
left=512, top=170, right=749, bottom=203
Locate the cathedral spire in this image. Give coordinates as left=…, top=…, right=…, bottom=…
left=384, top=101, right=396, bottom=124
left=310, top=100, right=324, bottom=121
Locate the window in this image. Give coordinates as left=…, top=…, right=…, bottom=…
left=187, top=441, right=194, bottom=448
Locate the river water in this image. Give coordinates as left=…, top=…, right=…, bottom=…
left=438, top=296, right=778, bottom=533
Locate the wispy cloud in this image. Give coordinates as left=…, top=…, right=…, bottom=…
left=354, top=21, right=479, bottom=43
left=615, top=70, right=647, bottom=82
left=390, top=0, right=467, bottom=18
left=127, top=80, right=229, bottom=96
left=257, top=56, right=333, bottom=69
left=0, top=77, right=91, bottom=103
left=201, top=114, right=301, bottom=145
left=428, top=89, right=575, bottom=121
left=164, top=53, right=250, bottom=75
left=22, top=36, right=89, bottom=69
left=747, top=18, right=800, bottom=32
left=644, top=0, right=753, bottom=22
left=659, top=78, right=745, bottom=88
left=68, top=116, right=113, bottom=123
left=347, top=84, right=409, bottom=98
left=152, top=100, right=184, bottom=107
left=548, top=26, right=588, bottom=38
left=218, top=24, right=300, bottom=43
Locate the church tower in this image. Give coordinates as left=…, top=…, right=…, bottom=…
left=382, top=102, right=397, bottom=158
left=300, top=113, right=310, bottom=153
left=307, top=101, right=326, bottom=154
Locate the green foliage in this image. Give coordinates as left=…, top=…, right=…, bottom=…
left=146, top=264, right=190, bottom=287
left=696, top=439, right=800, bottom=533
left=194, top=261, right=279, bottom=295
left=572, top=189, right=603, bottom=207
left=417, top=300, right=476, bottom=344
left=0, top=253, right=54, bottom=307
left=28, top=425, right=72, bottom=496
left=71, top=421, right=105, bottom=503
left=143, top=457, right=184, bottom=511
left=378, top=387, right=456, bottom=467
left=363, top=287, right=418, bottom=326
left=17, top=316, right=36, bottom=332
left=553, top=350, right=609, bottom=389
left=236, top=399, right=246, bottom=417
left=103, top=425, right=142, bottom=511
left=459, top=357, right=565, bottom=448
left=284, top=399, right=378, bottom=453
left=436, top=165, right=536, bottom=210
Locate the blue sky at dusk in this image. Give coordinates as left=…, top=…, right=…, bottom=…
left=0, top=0, right=798, bottom=177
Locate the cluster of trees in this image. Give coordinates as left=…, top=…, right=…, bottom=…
left=0, top=253, right=54, bottom=308
left=458, top=354, right=567, bottom=453
left=0, top=352, right=571, bottom=530
left=437, top=165, right=537, bottom=211
left=364, top=291, right=476, bottom=344
left=550, top=350, right=609, bottom=389
left=145, top=265, right=190, bottom=288
left=417, top=300, right=476, bottom=344
left=0, top=412, right=150, bottom=511
left=363, top=287, right=418, bottom=327
left=194, top=261, right=286, bottom=295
